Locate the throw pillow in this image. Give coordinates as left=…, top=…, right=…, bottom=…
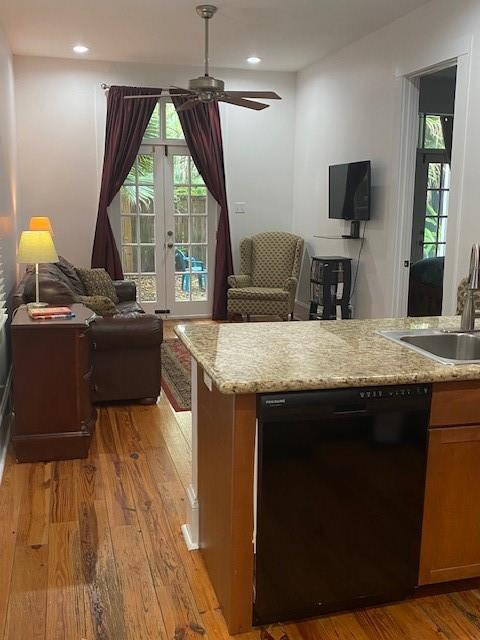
left=56, top=256, right=86, bottom=296
left=78, top=295, right=117, bottom=316
left=76, top=268, right=119, bottom=303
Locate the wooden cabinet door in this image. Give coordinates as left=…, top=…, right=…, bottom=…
left=419, top=425, right=480, bottom=585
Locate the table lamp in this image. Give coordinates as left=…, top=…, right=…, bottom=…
left=17, top=230, right=59, bottom=308
left=29, top=216, right=54, bottom=236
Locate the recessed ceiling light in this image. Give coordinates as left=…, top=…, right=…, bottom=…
left=247, top=56, right=261, bottom=64
left=73, top=45, right=89, bottom=54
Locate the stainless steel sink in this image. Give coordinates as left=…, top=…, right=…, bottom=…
left=378, top=329, right=480, bottom=365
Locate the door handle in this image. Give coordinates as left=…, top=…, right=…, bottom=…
left=167, top=242, right=174, bottom=249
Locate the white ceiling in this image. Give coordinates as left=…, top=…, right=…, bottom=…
left=0, top=0, right=430, bottom=72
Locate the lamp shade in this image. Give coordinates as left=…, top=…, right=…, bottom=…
left=17, top=230, right=59, bottom=264
left=29, top=216, right=54, bottom=236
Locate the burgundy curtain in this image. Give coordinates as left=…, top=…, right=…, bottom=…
left=170, top=91, right=233, bottom=320
left=92, top=85, right=162, bottom=278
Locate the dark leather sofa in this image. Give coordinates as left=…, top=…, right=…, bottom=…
left=13, top=258, right=163, bottom=404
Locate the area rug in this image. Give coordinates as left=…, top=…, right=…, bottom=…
left=161, top=339, right=191, bottom=411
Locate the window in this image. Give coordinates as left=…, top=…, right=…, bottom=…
left=419, top=114, right=446, bottom=150
left=422, top=161, right=450, bottom=259
left=119, top=101, right=212, bottom=313
left=142, top=100, right=184, bottom=141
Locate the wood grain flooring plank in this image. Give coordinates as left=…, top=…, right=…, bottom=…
left=46, top=522, right=86, bottom=640
left=50, top=460, right=79, bottom=523
left=126, top=450, right=203, bottom=639
left=0, top=454, right=29, bottom=637
left=98, top=453, right=138, bottom=528
left=110, top=524, right=168, bottom=640
left=418, top=594, right=480, bottom=640
left=79, top=499, right=127, bottom=640
left=16, top=462, right=52, bottom=546
left=108, top=406, right=144, bottom=457
left=95, top=407, right=122, bottom=456
left=4, top=544, right=48, bottom=640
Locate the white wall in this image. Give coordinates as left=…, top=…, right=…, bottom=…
left=13, top=56, right=296, bottom=269
left=0, top=26, right=17, bottom=474
left=292, top=0, right=480, bottom=319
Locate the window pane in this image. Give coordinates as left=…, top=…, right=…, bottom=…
left=440, top=190, right=449, bottom=216
left=120, top=186, right=136, bottom=213
left=438, top=217, right=448, bottom=243
left=191, top=216, right=207, bottom=243
left=122, top=246, right=138, bottom=272
left=437, top=243, right=446, bottom=257
left=426, top=190, right=440, bottom=216
left=190, top=161, right=204, bottom=186
left=137, top=154, right=154, bottom=184
left=125, top=163, right=137, bottom=184
left=191, top=245, right=207, bottom=269
left=121, top=216, right=137, bottom=243
left=140, top=246, right=155, bottom=273
left=175, top=246, right=189, bottom=272
left=175, top=274, right=190, bottom=301
left=175, top=216, right=189, bottom=243
left=442, top=163, right=451, bottom=189
left=166, top=102, right=184, bottom=139
left=139, top=216, right=155, bottom=243
left=424, top=115, right=445, bottom=149
left=139, top=275, right=156, bottom=302
left=423, top=217, right=438, bottom=244
left=427, top=163, right=441, bottom=189
left=174, top=187, right=188, bottom=213
left=191, top=194, right=207, bottom=214
left=173, top=155, right=189, bottom=184
left=144, top=103, right=160, bottom=139
left=423, top=244, right=436, bottom=259
left=192, top=273, right=207, bottom=301
left=138, top=185, right=154, bottom=213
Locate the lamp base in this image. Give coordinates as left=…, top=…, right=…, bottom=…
left=27, top=302, right=48, bottom=309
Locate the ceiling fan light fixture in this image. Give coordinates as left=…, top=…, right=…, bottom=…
left=247, top=56, right=262, bottom=64
left=73, top=45, right=89, bottom=54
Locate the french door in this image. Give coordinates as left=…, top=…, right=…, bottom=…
left=120, top=144, right=216, bottom=318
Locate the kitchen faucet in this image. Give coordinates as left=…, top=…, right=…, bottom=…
left=460, top=243, right=480, bottom=331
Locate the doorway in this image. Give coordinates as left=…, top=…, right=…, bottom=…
left=407, top=66, right=457, bottom=316
left=118, top=102, right=216, bottom=318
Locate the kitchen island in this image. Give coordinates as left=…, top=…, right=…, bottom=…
left=176, top=317, right=480, bottom=633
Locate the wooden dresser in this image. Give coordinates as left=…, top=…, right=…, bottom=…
left=12, top=303, right=97, bottom=462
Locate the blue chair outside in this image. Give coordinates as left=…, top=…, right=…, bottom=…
left=175, top=249, right=206, bottom=292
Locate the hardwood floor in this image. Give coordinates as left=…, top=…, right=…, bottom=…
left=2, top=332, right=480, bottom=637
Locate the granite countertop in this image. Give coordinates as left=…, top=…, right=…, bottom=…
left=175, top=317, right=480, bottom=395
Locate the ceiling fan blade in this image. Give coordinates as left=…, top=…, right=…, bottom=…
left=223, top=91, right=281, bottom=100
left=219, top=96, right=269, bottom=110
left=176, top=99, right=199, bottom=112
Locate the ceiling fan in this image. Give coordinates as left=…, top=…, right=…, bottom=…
left=124, top=4, right=282, bottom=112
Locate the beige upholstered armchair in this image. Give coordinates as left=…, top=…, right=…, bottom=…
left=227, top=232, right=304, bottom=320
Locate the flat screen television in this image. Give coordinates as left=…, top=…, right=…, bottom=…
left=329, top=160, right=371, bottom=221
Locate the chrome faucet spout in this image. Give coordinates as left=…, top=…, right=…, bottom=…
left=461, top=243, right=480, bottom=332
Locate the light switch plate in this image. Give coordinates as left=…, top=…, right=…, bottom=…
left=235, top=202, right=246, bottom=214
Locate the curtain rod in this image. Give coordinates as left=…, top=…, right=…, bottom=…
left=101, top=83, right=110, bottom=91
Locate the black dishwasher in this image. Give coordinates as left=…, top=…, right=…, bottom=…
left=254, top=384, right=431, bottom=625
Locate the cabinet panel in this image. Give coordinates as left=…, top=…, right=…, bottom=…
left=419, top=425, right=480, bottom=585
left=430, top=381, right=480, bottom=427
